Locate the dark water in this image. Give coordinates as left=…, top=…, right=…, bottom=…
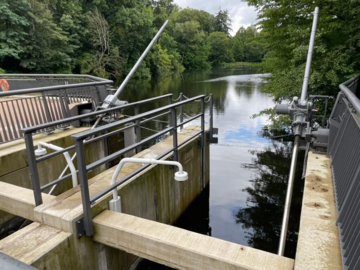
left=118, top=68, right=304, bottom=268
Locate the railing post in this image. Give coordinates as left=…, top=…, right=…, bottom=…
left=323, top=97, right=328, bottom=127
left=75, top=139, right=94, bottom=236
left=24, top=133, right=43, bottom=206
left=209, top=94, right=214, bottom=139
left=200, top=97, right=205, bottom=189
left=134, top=104, right=142, bottom=153
left=42, top=92, right=52, bottom=122
left=171, top=107, right=178, bottom=162
left=180, top=93, right=184, bottom=131
left=168, top=94, right=173, bottom=135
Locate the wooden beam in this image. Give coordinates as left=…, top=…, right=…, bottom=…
left=93, top=210, right=294, bottom=270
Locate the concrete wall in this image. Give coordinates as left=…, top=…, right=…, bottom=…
left=30, top=134, right=210, bottom=270
left=0, top=127, right=124, bottom=227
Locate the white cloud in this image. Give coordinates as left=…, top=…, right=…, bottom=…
left=173, top=0, right=258, bottom=35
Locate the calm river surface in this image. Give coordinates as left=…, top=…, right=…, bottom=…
left=118, top=68, right=304, bottom=268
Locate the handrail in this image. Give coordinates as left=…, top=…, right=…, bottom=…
left=0, top=73, right=111, bottom=81
left=339, top=74, right=360, bottom=114
left=22, top=93, right=175, bottom=205
left=73, top=95, right=208, bottom=236
left=328, top=74, right=360, bottom=270
left=21, top=94, right=173, bottom=134
left=71, top=95, right=205, bottom=141
left=0, top=77, right=113, bottom=97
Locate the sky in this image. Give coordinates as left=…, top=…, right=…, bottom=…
left=173, top=0, right=258, bottom=35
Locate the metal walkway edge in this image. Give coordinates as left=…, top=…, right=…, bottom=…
left=93, top=210, right=294, bottom=270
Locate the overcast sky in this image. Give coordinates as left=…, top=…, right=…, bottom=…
left=173, top=0, right=258, bottom=35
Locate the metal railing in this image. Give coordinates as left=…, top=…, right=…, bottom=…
left=72, top=95, right=209, bottom=237
left=21, top=93, right=175, bottom=205
left=0, top=74, right=113, bottom=144
left=328, top=74, right=360, bottom=270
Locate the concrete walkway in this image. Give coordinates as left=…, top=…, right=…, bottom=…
left=294, top=152, right=342, bottom=269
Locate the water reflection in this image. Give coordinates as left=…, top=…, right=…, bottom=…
left=124, top=68, right=303, bottom=269
left=236, top=140, right=304, bottom=258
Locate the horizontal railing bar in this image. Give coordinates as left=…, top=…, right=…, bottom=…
left=89, top=149, right=172, bottom=204
left=0, top=74, right=110, bottom=82
left=136, top=94, right=173, bottom=106
left=39, top=117, right=176, bottom=190
left=137, top=111, right=170, bottom=125
left=21, top=94, right=173, bottom=134
left=178, top=113, right=202, bottom=127
left=89, top=130, right=202, bottom=204
left=35, top=110, right=172, bottom=163
left=340, top=75, right=360, bottom=114
left=40, top=170, right=79, bottom=191
left=71, top=95, right=205, bottom=141
left=0, top=81, right=112, bottom=97
left=86, top=127, right=173, bottom=172
left=36, top=145, right=75, bottom=163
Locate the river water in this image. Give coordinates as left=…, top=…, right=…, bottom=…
left=118, top=68, right=304, bottom=267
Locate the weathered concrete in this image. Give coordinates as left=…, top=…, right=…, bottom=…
left=0, top=126, right=210, bottom=269
left=0, top=222, right=71, bottom=266
left=0, top=182, right=55, bottom=221
left=294, top=152, right=342, bottom=270
left=94, top=210, right=294, bottom=270
left=0, top=252, right=37, bottom=270
left=0, top=126, right=123, bottom=226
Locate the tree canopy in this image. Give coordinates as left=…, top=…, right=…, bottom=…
left=0, top=0, right=264, bottom=78
left=244, top=0, right=360, bottom=103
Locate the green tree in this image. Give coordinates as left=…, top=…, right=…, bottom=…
left=172, top=20, right=210, bottom=69
left=207, top=32, right=233, bottom=66
left=20, top=0, right=73, bottom=72
left=0, top=0, right=30, bottom=69
left=214, top=9, right=232, bottom=36
left=232, top=29, right=245, bottom=62
left=245, top=0, right=360, bottom=103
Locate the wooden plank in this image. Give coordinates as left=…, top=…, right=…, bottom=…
left=93, top=210, right=294, bottom=270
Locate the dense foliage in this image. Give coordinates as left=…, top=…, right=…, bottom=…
left=245, top=0, right=360, bottom=103
left=0, top=0, right=264, bottom=79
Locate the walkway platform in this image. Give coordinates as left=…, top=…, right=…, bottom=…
left=294, top=152, right=342, bottom=269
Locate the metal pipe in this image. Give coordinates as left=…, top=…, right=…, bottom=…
left=111, top=20, right=168, bottom=102
left=36, top=142, right=78, bottom=188
left=278, top=135, right=300, bottom=256
left=300, top=7, right=319, bottom=102
left=109, top=157, right=188, bottom=212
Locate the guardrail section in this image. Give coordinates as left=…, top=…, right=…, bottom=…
left=0, top=74, right=113, bottom=143
left=328, top=74, right=360, bottom=270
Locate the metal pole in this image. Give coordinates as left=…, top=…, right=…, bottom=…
left=180, top=93, right=184, bottom=131
left=75, top=139, right=94, bottom=236
left=168, top=95, right=173, bottom=135
left=134, top=105, right=141, bottom=153
left=200, top=97, right=205, bottom=189
left=24, top=133, right=43, bottom=206
left=110, top=20, right=169, bottom=103
left=278, top=135, right=300, bottom=256
left=171, top=108, right=178, bottom=162
left=209, top=94, right=214, bottom=139
left=300, top=7, right=319, bottom=102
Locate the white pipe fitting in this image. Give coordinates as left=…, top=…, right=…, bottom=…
left=109, top=158, right=188, bottom=212
left=35, top=142, right=78, bottom=188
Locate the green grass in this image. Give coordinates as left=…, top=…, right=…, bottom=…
left=222, top=62, right=263, bottom=69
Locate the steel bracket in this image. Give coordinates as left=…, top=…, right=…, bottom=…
left=76, top=217, right=86, bottom=238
